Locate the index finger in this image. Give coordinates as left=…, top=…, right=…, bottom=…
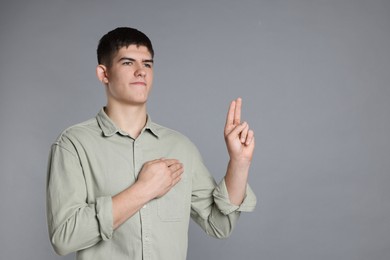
left=225, top=99, right=236, bottom=127
left=233, top=97, right=242, bottom=126
left=161, top=158, right=180, bottom=167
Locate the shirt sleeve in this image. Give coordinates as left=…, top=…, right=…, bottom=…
left=46, top=137, right=113, bottom=256
left=189, top=145, right=257, bottom=239
left=213, top=178, right=257, bottom=215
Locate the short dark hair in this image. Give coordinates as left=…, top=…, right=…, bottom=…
left=97, top=27, right=154, bottom=67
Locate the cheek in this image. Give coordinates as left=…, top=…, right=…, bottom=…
left=108, top=67, right=132, bottom=80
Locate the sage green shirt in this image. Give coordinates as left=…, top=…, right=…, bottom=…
left=46, top=109, right=256, bottom=260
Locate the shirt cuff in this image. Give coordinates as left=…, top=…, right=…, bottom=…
left=213, top=178, right=257, bottom=215
left=96, top=196, right=114, bottom=241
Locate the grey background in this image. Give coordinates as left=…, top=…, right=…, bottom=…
left=1, top=0, right=389, bottom=259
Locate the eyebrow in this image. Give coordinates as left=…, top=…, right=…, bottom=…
left=118, top=57, right=154, bottom=63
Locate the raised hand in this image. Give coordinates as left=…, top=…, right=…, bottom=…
left=224, top=98, right=255, bottom=163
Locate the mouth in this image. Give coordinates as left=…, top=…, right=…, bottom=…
left=130, top=81, right=147, bottom=86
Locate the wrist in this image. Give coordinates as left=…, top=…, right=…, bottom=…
left=229, top=157, right=252, bottom=167
left=227, top=159, right=251, bottom=176
left=131, top=181, right=155, bottom=203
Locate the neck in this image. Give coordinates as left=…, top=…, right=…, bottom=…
left=105, top=103, right=147, bottom=139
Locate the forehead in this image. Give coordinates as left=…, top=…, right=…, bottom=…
left=114, top=45, right=152, bottom=60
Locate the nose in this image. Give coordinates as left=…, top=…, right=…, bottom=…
left=135, top=66, right=146, bottom=78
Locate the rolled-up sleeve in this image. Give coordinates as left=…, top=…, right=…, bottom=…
left=46, top=140, right=113, bottom=256
left=213, top=178, right=257, bottom=215
left=95, top=196, right=114, bottom=241
left=190, top=144, right=257, bottom=239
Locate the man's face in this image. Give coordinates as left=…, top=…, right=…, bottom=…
left=104, top=45, right=154, bottom=107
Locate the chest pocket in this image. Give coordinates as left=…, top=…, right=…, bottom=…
left=157, top=177, right=188, bottom=221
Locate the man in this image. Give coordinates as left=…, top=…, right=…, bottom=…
left=46, top=27, right=256, bottom=260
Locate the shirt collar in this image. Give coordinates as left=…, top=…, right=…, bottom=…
left=96, top=108, right=160, bottom=138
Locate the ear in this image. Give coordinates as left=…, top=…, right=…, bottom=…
left=96, top=65, right=109, bottom=84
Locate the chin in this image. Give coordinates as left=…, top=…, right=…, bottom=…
left=129, top=98, right=148, bottom=106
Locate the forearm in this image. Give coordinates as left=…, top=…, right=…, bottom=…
left=224, top=159, right=251, bottom=205
left=112, top=182, right=153, bottom=229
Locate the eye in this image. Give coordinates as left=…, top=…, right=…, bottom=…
left=144, top=63, right=153, bottom=68
left=123, top=61, right=133, bottom=66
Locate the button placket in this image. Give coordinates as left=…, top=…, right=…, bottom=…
left=134, top=138, right=152, bottom=259
left=140, top=196, right=152, bottom=260
left=133, top=140, right=143, bottom=178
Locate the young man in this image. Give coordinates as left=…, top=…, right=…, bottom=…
left=46, top=27, right=256, bottom=260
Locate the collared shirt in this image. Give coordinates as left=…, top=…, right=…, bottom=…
left=46, top=108, right=256, bottom=260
